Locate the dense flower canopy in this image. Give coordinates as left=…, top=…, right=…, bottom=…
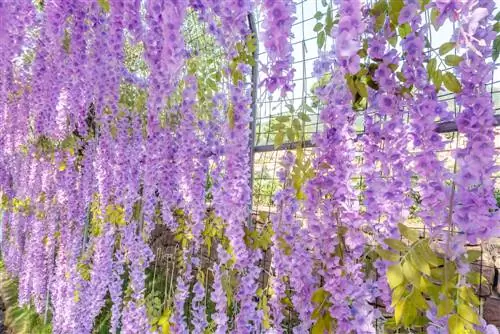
left=0, top=0, right=498, bottom=333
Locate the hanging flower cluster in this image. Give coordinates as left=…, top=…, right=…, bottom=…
left=260, top=0, right=297, bottom=95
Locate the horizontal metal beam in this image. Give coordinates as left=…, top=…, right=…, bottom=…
left=253, top=114, right=500, bottom=153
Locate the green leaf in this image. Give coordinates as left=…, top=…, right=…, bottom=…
left=419, top=0, right=430, bottom=10
left=427, top=58, right=437, bottom=78
left=493, top=36, right=500, bottom=62
left=465, top=250, right=481, bottom=263
left=458, top=303, right=479, bottom=324
left=408, top=289, right=428, bottom=311
left=494, top=22, right=500, bottom=32
left=398, top=223, right=419, bottom=242
left=396, top=71, right=407, bottom=82
left=314, top=11, right=324, bottom=20
left=394, top=299, right=405, bottom=324
left=431, top=8, right=440, bottom=30
left=409, top=248, right=431, bottom=276
left=387, top=264, right=405, bottom=289
left=292, top=118, right=301, bottom=131
left=459, top=286, right=480, bottom=306
left=495, top=11, right=500, bottom=21
left=398, top=23, right=412, bottom=38
left=433, top=69, right=443, bottom=91
left=275, top=115, right=290, bottom=123
left=206, top=78, right=217, bottom=91
left=443, top=72, right=462, bottom=93
left=437, top=298, right=454, bottom=317
left=467, top=271, right=486, bottom=285
left=416, top=241, right=443, bottom=267
left=311, top=317, right=326, bottom=334
left=388, top=35, right=398, bottom=47
left=391, top=284, right=406, bottom=307
left=403, top=261, right=421, bottom=287
left=286, top=128, right=295, bottom=142
left=274, top=132, right=284, bottom=148
left=375, top=13, right=386, bottom=32
left=401, top=303, right=417, bottom=327
left=376, top=246, right=400, bottom=262
left=355, top=80, right=368, bottom=98
left=313, top=22, right=324, bottom=32
left=371, top=0, right=388, bottom=16
left=444, top=55, right=463, bottom=67
left=389, top=0, right=404, bottom=25
left=97, top=0, right=110, bottom=13
left=439, top=42, right=456, bottom=55
left=317, top=31, right=326, bottom=49
left=384, top=238, right=407, bottom=252
left=346, top=75, right=357, bottom=97
left=388, top=63, right=398, bottom=71
left=448, top=314, right=465, bottom=333
left=297, top=112, right=311, bottom=122
left=311, top=287, right=328, bottom=304
left=325, top=6, right=334, bottom=35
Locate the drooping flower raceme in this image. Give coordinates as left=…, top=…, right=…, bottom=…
left=260, top=0, right=296, bottom=96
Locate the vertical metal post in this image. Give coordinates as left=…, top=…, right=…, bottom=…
left=247, top=12, right=259, bottom=229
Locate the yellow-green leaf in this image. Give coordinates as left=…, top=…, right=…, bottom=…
left=286, top=128, right=295, bottom=142
left=402, top=260, right=420, bottom=287
left=391, top=284, right=406, bottom=307
left=317, top=31, right=326, bottom=49
left=311, top=287, right=328, bottom=304
left=274, top=132, right=284, bottom=148
left=439, top=42, right=456, bottom=55
left=467, top=271, right=486, bottom=285
left=384, top=238, right=407, bottom=252
left=409, top=248, right=431, bottom=276
left=355, top=80, right=368, bottom=98
left=458, top=303, right=479, bottom=325
left=427, top=58, right=437, bottom=79
left=465, top=250, right=481, bottom=263
left=394, top=299, right=405, bottom=324
left=389, top=0, right=404, bottom=24
left=398, top=223, right=419, bottom=242
left=401, top=303, right=417, bottom=327
left=431, top=8, right=440, bottom=30
left=437, top=297, right=454, bottom=317
left=416, top=241, right=443, bottom=267
left=387, top=264, right=405, bottom=289
left=443, top=72, right=462, bottom=93
left=444, top=55, right=463, bottom=67
left=408, top=289, right=428, bottom=311
left=376, top=246, right=400, bottom=262
left=311, top=316, right=326, bottom=334
left=448, top=314, right=465, bottom=334
left=98, top=0, right=110, bottom=12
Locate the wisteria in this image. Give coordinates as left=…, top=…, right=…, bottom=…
left=0, top=0, right=498, bottom=333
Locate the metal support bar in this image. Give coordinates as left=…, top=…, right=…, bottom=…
left=248, top=12, right=259, bottom=228
left=253, top=114, right=500, bottom=153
